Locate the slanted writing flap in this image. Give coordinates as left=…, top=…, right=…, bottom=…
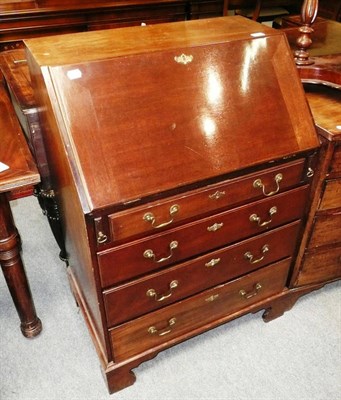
left=26, top=18, right=319, bottom=211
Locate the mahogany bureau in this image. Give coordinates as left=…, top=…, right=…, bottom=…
left=24, top=17, right=320, bottom=393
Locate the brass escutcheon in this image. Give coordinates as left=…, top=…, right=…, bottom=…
left=205, top=294, right=219, bottom=302
left=205, top=258, right=221, bottom=268
left=209, top=190, right=226, bottom=200
left=174, top=54, right=193, bottom=65
left=207, top=222, right=224, bottom=232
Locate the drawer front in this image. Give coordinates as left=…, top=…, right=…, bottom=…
left=110, top=259, right=290, bottom=362
left=329, top=145, right=341, bottom=178
left=108, top=159, right=306, bottom=243
left=98, top=185, right=309, bottom=287
left=319, top=179, right=341, bottom=210
left=296, top=245, right=341, bottom=286
left=308, top=212, right=341, bottom=249
left=104, top=221, right=300, bottom=326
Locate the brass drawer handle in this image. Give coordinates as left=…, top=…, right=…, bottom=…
left=209, top=190, right=226, bottom=200
left=143, top=240, right=178, bottom=263
left=244, top=244, right=269, bottom=264
left=306, top=167, right=314, bottom=178
left=146, top=280, right=179, bottom=302
left=205, top=258, right=221, bottom=268
left=249, top=206, right=277, bottom=227
left=253, top=173, right=283, bottom=197
left=207, top=222, right=224, bottom=232
left=148, top=317, right=177, bottom=336
left=239, top=283, right=262, bottom=299
left=143, top=204, right=179, bottom=229
left=97, top=231, right=108, bottom=244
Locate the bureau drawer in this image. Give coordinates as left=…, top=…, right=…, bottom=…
left=308, top=212, right=341, bottom=249
left=103, top=221, right=300, bottom=326
left=319, top=179, right=341, bottom=210
left=109, top=259, right=290, bottom=362
left=296, top=245, right=341, bottom=286
left=98, top=185, right=309, bottom=287
left=329, top=145, right=341, bottom=178
left=108, top=159, right=307, bottom=243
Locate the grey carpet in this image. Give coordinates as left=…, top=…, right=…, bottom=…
left=1, top=196, right=340, bottom=400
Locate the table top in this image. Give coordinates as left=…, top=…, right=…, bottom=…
left=0, top=50, right=34, bottom=110
left=0, top=82, right=39, bottom=193
left=304, top=84, right=341, bottom=142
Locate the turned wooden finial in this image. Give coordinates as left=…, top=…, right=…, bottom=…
left=294, top=0, right=319, bottom=65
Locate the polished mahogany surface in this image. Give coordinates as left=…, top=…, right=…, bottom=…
left=0, top=50, right=35, bottom=110
left=25, top=17, right=318, bottom=212
left=0, top=0, right=195, bottom=50
left=0, top=86, right=39, bottom=192
left=289, top=82, right=341, bottom=287
left=24, top=17, right=321, bottom=392
left=304, top=84, right=341, bottom=140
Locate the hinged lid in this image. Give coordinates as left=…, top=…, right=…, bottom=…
left=25, top=17, right=319, bottom=213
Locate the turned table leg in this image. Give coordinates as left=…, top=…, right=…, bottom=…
left=0, top=193, right=42, bottom=338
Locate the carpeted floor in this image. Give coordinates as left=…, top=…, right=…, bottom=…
left=0, top=196, right=340, bottom=400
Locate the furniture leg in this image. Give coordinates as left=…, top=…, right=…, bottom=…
left=0, top=193, right=42, bottom=338
left=39, top=188, right=68, bottom=263
left=262, top=284, right=325, bottom=322
left=223, top=0, right=229, bottom=16
left=252, top=0, right=262, bottom=21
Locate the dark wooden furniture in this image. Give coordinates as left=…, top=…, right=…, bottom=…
left=282, top=14, right=341, bottom=288
left=318, top=0, right=341, bottom=21
left=280, top=1, right=341, bottom=27
left=291, top=84, right=341, bottom=286
left=284, top=19, right=341, bottom=88
left=0, top=0, right=307, bottom=51
left=0, top=0, right=215, bottom=51
left=0, top=49, right=67, bottom=261
left=24, top=16, right=320, bottom=392
left=230, top=0, right=300, bottom=22
left=0, top=79, right=42, bottom=338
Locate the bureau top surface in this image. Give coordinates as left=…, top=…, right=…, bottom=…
left=25, top=17, right=319, bottom=213
left=24, top=17, right=274, bottom=65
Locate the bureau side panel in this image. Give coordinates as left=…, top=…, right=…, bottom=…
left=25, top=50, right=109, bottom=361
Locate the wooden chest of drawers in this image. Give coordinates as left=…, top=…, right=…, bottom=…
left=24, top=17, right=319, bottom=393
left=291, top=85, right=341, bottom=287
